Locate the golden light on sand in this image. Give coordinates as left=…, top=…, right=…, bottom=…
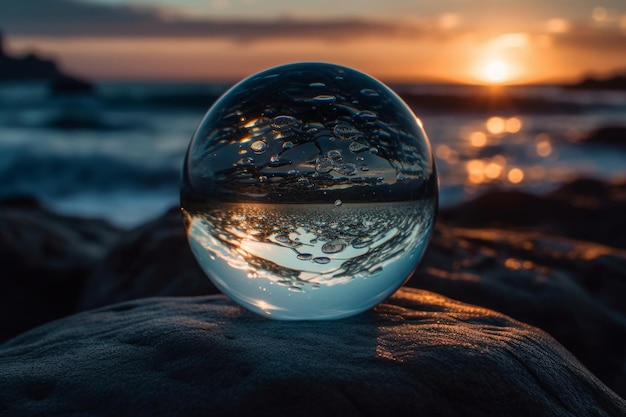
left=507, top=168, right=524, bottom=183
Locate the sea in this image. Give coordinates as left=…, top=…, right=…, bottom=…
left=1, top=81, right=625, bottom=228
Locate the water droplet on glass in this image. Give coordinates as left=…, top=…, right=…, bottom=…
left=234, top=156, right=255, bottom=167
left=315, top=157, right=333, bottom=173
left=327, top=149, right=342, bottom=162
left=250, top=140, right=267, bottom=154
left=182, top=62, right=437, bottom=320
left=355, top=110, right=378, bottom=122
left=268, top=155, right=291, bottom=167
left=334, top=163, right=357, bottom=176
left=349, top=141, right=369, bottom=153
left=271, top=115, right=301, bottom=132
left=360, top=88, right=379, bottom=97
left=334, top=123, right=361, bottom=141
left=312, top=95, right=336, bottom=104
left=322, top=239, right=347, bottom=254
left=313, top=257, right=331, bottom=264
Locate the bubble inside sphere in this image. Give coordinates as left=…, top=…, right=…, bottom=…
left=181, top=62, right=438, bottom=320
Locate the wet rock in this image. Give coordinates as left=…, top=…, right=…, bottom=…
left=79, top=207, right=216, bottom=311
left=413, top=225, right=626, bottom=398
left=1, top=288, right=624, bottom=417
left=439, top=178, right=626, bottom=248
left=0, top=197, right=119, bottom=342
left=579, top=126, right=626, bottom=148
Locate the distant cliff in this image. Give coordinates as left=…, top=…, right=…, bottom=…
left=0, top=30, right=92, bottom=93
left=566, top=72, right=626, bottom=90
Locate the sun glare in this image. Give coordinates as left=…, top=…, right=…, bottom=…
left=484, top=60, right=507, bottom=83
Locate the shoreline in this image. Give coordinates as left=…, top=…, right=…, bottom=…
left=1, top=175, right=626, bottom=406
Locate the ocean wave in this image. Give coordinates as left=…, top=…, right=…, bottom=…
left=0, top=152, right=180, bottom=198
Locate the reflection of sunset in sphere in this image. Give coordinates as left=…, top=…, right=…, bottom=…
left=181, top=62, right=438, bottom=320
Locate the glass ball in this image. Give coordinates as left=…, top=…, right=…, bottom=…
left=181, top=62, right=438, bottom=320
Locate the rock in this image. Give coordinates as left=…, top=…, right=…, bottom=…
left=79, top=207, right=216, bottom=311
left=566, top=73, right=626, bottom=90
left=413, top=225, right=626, bottom=398
left=49, top=75, right=94, bottom=95
left=0, top=197, right=120, bottom=342
left=3, top=179, right=626, bottom=402
left=579, top=126, right=626, bottom=148
left=77, top=188, right=626, bottom=399
left=0, top=31, right=92, bottom=91
left=439, top=178, right=626, bottom=248
left=1, top=288, right=624, bottom=416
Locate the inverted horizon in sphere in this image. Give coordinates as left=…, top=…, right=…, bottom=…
left=181, top=62, right=438, bottom=319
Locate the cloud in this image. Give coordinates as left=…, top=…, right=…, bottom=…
left=550, top=23, right=626, bottom=52
left=0, top=0, right=429, bottom=41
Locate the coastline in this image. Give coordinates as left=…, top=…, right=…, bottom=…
left=1, top=177, right=625, bottom=401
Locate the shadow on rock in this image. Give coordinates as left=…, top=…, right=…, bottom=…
left=0, top=196, right=119, bottom=342
left=1, top=288, right=624, bottom=416
left=79, top=207, right=217, bottom=311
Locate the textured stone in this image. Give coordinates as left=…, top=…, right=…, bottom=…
left=438, top=178, right=626, bottom=248
left=0, top=197, right=119, bottom=342
left=79, top=207, right=216, bottom=311
left=1, top=288, right=624, bottom=417
left=414, top=226, right=626, bottom=398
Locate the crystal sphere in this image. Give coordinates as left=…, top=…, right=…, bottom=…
left=181, top=62, right=438, bottom=320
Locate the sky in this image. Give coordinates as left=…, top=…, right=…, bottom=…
left=1, top=0, right=626, bottom=84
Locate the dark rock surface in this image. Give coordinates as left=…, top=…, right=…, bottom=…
left=439, top=178, right=626, bottom=248
left=2, top=177, right=626, bottom=404
left=79, top=207, right=215, bottom=311
left=566, top=73, right=626, bottom=90
left=1, top=288, right=624, bottom=417
left=413, top=226, right=626, bottom=398
left=0, top=196, right=119, bottom=342
left=0, top=31, right=91, bottom=91
left=579, top=126, right=626, bottom=149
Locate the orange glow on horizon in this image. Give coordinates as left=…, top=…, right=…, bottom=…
left=484, top=60, right=507, bottom=83
left=6, top=19, right=626, bottom=85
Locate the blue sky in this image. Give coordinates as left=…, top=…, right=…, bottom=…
left=1, top=0, right=625, bottom=82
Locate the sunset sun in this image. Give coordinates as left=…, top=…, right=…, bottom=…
left=484, top=60, right=508, bottom=83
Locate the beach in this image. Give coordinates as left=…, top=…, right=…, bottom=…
left=1, top=81, right=626, bottom=414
